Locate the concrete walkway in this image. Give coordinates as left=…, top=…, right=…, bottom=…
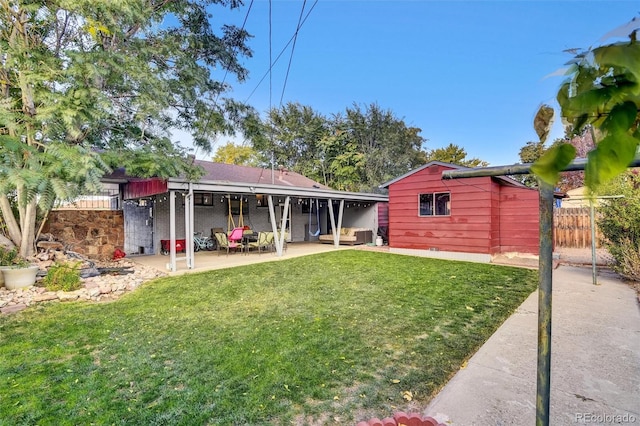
left=425, top=265, right=640, bottom=425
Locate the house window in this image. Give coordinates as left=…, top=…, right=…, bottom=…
left=256, top=194, right=271, bottom=208
left=194, top=193, right=214, bottom=206
left=419, top=192, right=450, bottom=216
left=228, top=198, right=248, bottom=215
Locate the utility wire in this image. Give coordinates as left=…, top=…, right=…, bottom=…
left=269, top=0, right=274, bottom=183
left=244, top=1, right=318, bottom=104
left=269, top=0, right=273, bottom=113
left=279, top=0, right=311, bottom=107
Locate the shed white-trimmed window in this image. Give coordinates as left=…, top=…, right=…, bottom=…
left=419, top=192, right=450, bottom=216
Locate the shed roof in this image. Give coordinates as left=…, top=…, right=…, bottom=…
left=380, top=161, right=530, bottom=189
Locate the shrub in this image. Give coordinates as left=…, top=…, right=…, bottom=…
left=612, top=238, right=640, bottom=282
left=43, top=261, right=82, bottom=292
left=0, top=246, right=30, bottom=267
left=596, top=169, right=640, bottom=280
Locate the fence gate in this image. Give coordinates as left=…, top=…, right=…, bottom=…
left=554, top=207, right=601, bottom=248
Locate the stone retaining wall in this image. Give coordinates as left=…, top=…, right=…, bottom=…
left=43, top=210, right=124, bottom=260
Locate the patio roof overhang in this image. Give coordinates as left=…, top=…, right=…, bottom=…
left=166, top=179, right=389, bottom=203
left=163, top=179, right=386, bottom=273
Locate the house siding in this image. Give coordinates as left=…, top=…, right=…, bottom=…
left=499, top=185, right=539, bottom=254
left=387, top=163, right=540, bottom=256
left=388, top=164, right=494, bottom=254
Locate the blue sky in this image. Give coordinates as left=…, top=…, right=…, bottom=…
left=204, top=0, right=639, bottom=166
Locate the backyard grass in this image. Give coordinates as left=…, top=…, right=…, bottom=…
left=0, top=250, right=537, bottom=425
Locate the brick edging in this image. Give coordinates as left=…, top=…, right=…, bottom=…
left=356, top=411, right=445, bottom=426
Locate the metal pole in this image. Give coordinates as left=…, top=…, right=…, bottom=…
left=537, top=181, right=554, bottom=426
left=442, top=159, right=639, bottom=426
left=590, top=201, right=597, bottom=285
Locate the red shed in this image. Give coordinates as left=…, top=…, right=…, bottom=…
left=381, top=161, right=540, bottom=262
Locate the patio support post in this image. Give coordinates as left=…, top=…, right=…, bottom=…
left=267, top=195, right=289, bottom=257
left=267, top=195, right=279, bottom=255
left=537, top=180, right=554, bottom=426
left=277, top=196, right=291, bottom=256
left=185, top=184, right=194, bottom=269
left=327, top=198, right=344, bottom=249
left=169, top=190, right=176, bottom=272
left=589, top=200, right=597, bottom=285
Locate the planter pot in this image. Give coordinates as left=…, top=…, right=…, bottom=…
left=0, top=266, right=10, bottom=287
left=2, top=266, right=40, bottom=290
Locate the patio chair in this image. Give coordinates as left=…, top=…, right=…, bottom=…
left=214, top=232, right=243, bottom=256
left=245, top=231, right=262, bottom=254
left=261, top=231, right=275, bottom=253
left=228, top=227, right=244, bottom=243
left=249, top=231, right=275, bottom=254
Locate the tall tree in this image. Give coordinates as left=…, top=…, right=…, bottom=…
left=256, top=102, right=330, bottom=178
left=0, top=0, right=258, bottom=256
left=425, top=143, right=488, bottom=168
left=213, top=142, right=259, bottom=166
left=341, top=103, right=427, bottom=192
left=252, top=102, right=428, bottom=192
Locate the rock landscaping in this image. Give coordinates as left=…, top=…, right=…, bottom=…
left=0, top=247, right=166, bottom=315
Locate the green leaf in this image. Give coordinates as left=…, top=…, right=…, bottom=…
left=531, top=143, right=577, bottom=185
left=601, top=101, right=639, bottom=134
left=533, top=104, right=555, bottom=142
left=585, top=133, right=639, bottom=190
left=593, top=43, right=640, bottom=87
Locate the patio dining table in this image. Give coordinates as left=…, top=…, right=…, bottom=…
left=242, top=232, right=259, bottom=254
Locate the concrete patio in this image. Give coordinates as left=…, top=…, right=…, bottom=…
left=129, top=241, right=358, bottom=276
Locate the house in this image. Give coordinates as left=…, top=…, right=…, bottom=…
left=44, top=161, right=388, bottom=266
left=112, top=160, right=388, bottom=270
left=380, top=161, right=540, bottom=262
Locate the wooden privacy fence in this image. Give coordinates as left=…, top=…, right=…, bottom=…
left=553, top=207, right=601, bottom=248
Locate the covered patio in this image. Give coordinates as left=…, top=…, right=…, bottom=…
left=121, top=160, right=388, bottom=272
left=130, top=242, right=367, bottom=276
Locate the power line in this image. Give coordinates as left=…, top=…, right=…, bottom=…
left=269, top=0, right=273, bottom=113
left=279, top=0, right=311, bottom=107
left=244, top=1, right=318, bottom=105
left=269, top=0, right=274, bottom=183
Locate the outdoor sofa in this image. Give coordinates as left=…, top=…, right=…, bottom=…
left=318, top=227, right=372, bottom=245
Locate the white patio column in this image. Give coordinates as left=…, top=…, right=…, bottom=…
left=267, top=195, right=290, bottom=257
left=327, top=198, right=344, bottom=249
left=184, top=184, right=194, bottom=269
left=168, top=190, right=176, bottom=271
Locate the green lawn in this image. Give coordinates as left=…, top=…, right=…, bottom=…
left=0, top=250, right=537, bottom=425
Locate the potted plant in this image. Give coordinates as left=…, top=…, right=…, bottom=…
left=0, top=246, right=40, bottom=290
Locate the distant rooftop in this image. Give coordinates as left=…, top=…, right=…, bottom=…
left=193, top=160, right=330, bottom=189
